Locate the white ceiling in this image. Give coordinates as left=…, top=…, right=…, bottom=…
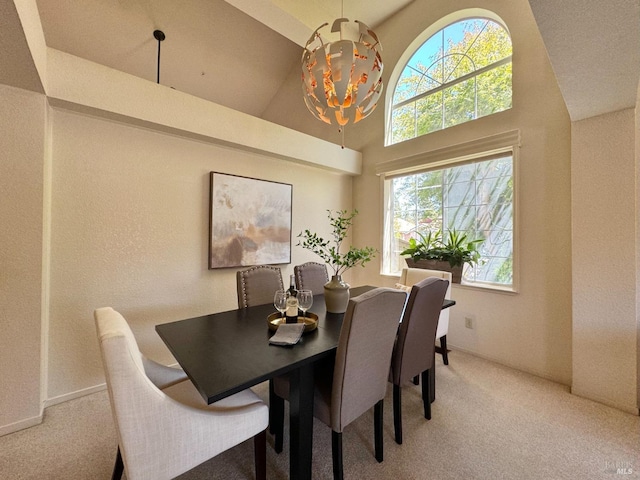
left=225, top=0, right=415, bottom=46
left=22, top=0, right=640, bottom=148
left=34, top=0, right=413, bottom=120
left=35, top=0, right=301, bottom=118
left=528, top=0, right=640, bottom=122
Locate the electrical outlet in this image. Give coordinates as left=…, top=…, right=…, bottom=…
left=465, top=316, right=474, bottom=329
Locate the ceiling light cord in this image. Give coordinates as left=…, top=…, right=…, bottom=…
left=153, top=30, right=165, bottom=84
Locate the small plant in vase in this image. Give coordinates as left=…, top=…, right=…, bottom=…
left=298, top=209, right=376, bottom=313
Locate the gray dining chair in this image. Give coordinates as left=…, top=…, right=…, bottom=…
left=294, top=261, right=329, bottom=295
left=95, top=307, right=268, bottom=480
left=236, top=265, right=284, bottom=308
left=389, top=277, right=449, bottom=445
left=236, top=264, right=285, bottom=436
left=272, top=288, right=408, bottom=480
left=397, top=267, right=453, bottom=364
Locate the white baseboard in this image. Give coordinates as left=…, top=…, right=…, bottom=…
left=0, top=413, right=43, bottom=437
left=449, top=345, right=639, bottom=416
left=3, top=372, right=188, bottom=437
left=44, top=383, right=107, bottom=408
left=448, top=344, right=570, bottom=386
left=39, top=364, right=181, bottom=409
left=571, top=386, right=640, bottom=416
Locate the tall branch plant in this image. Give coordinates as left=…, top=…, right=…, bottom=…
left=297, top=210, right=376, bottom=276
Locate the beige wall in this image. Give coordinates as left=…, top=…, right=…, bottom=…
left=1, top=8, right=361, bottom=427
left=637, top=86, right=640, bottom=410
left=0, top=85, right=46, bottom=434
left=571, top=109, right=638, bottom=413
left=2, top=0, right=638, bottom=436
left=351, top=0, right=574, bottom=386
left=46, top=107, right=353, bottom=402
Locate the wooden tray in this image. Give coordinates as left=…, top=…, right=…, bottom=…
left=267, top=311, right=318, bottom=333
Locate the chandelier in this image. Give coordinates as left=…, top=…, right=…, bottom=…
left=301, top=17, right=383, bottom=128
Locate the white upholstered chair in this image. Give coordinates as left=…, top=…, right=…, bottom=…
left=109, top=340, right=189, bottom=479
left=398, top=267, right=453, bottom=364
left=272, top=288, right=408, bottom=480
left=95, top=307, right=268, bottom=480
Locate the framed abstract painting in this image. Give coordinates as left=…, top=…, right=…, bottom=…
left=209, top=172, right=292, bottom=269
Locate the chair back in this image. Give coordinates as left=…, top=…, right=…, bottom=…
left=95, top=308, right=175, bottom=479
left=390, top=277, right=449, bottom=387
left=236, top=265, right=284, bottom=308
left=330, top=287, right=407, bottom=431
left=399, top=267, right=452, bottom=340
left=96, top=308, right=268, bottom=480
left=294, top=262, right=329, bottom=294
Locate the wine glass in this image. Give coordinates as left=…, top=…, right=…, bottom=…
left=274, top=290, right=287, bottom=318
left=297, top=290, right=313, bottom=318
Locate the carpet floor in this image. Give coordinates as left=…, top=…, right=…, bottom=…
left=1, top=349, right=638, bottom=479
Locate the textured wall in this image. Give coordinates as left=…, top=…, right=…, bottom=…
left=351, top=0, right=574, bottom=386
left=0, top=85, right=45, bottom=433
left=571, top=109, right=638, bottom=413
left=46, top=108, right=352, bottom=400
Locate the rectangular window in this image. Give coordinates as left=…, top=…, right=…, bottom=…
left=382, top=153, right=515, bottom=290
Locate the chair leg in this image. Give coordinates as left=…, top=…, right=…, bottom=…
left=412, top=375, right=419, bottom=385
left=272, top=392, right=285, bottom=454
left=332, top=430, right=344, bottom=480
left=111, top=446, right=124, bottom=480
left=254, top=429, right=267, bottom=480
left=392, top=384, right=403, bottom=445
left=374, top=400, right=384, bottom=462
left=421, top=369, right=432, bottom=420
left=440, top=335, right=449, bottom=365
left=268, top=379, right=276, bottom=433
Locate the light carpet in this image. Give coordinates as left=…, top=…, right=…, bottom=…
left=1, top=350, right=638, bottom=479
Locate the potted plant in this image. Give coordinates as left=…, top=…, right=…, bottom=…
left=400, top=229, right=483, bottom=283
left=298, top=209, right=376, bottom=312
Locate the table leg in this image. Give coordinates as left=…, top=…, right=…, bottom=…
left=289, top=363, right=315, bottom=480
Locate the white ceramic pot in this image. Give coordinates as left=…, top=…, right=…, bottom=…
left=323, top=275, right=350, bottom=313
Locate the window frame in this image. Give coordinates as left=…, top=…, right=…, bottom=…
left=377, top=130, right=520, bottom=293
left=384, top=10, right=512, bottom=146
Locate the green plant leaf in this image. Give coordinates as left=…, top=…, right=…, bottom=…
left=400, top=228, right=484, bottom=267
left=297, top=210, right=377, bottom=276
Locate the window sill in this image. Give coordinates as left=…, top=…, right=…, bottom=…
left=454, top=282, right=517, bottom=295
left=381, top=272, right=517, bottom=294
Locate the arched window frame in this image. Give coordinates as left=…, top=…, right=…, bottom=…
left=385, top=10, right=512, bottom=146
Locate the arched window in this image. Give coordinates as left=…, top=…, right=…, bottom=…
left=388, top=18, right=512, bottom=145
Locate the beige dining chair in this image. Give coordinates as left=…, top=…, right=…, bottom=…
left=398, top=267, right=453, bottom=364
left=237, top=265, right=284, bottom=308
left=272, top=288, right=408, bottom=480
left=107, top=327, right=189, bottom=480
left=389, top=277, right=449, bottom=445
left=294, top=261, right=329, bottom=295
left=95, top=307, right=268, bottom=480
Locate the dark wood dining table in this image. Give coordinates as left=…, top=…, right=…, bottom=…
left=156, top=286, right=455, bottom=480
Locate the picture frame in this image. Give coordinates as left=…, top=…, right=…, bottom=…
left=209, top=172, right=292, bottom=269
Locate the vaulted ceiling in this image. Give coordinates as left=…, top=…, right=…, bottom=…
left=528, top=0, right=639, bottom=122
left=6, top=0, right=640, bottom=150
left=34, top=0, right=418, bottom=149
